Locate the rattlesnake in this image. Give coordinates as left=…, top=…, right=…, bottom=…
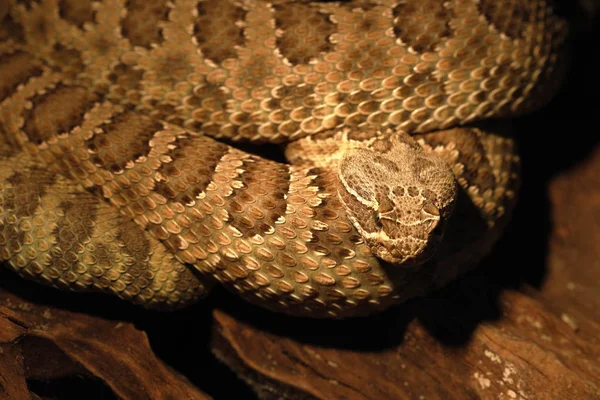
left=0, top=0, right=568, bottom=318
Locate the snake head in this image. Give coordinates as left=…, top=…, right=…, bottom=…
left=338, top=133, right=457, bottom=266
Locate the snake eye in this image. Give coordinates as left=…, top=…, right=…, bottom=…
left=421, top=201, right=440, bottom=217
left=378, top=196, right=394, bottom=213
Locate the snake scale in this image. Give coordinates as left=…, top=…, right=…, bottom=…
left=0, top=0, right=568, bottom=318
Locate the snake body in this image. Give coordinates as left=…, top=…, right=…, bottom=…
left=0, top=0, right=567, bottom=317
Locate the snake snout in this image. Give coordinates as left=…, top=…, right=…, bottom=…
left=369, top=193, right=446, bottom=265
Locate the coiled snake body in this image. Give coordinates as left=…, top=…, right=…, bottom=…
left=0, top=0, right=567, bottom=317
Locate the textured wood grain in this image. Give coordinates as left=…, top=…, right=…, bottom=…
left=212, top=286, right=600, bottom=400
left=0, top=290, right=211, bottom=400
left=545, top=146, right=600, bottom=323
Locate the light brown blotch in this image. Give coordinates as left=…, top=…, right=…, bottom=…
left=0, top=126, right=17, bottom=156
left=121, top=0, right=171, bottom=48
left=392, top=0, right=454, bottom=53
left=22, top=84, right=101, bottom=144
left=227, top=157, right=290, bottom=237
left=108, top=63, right=144, bottom=92
left=115, top=215, right=151, bottom=274
left=306, top=167, right=335, bottom=192
left=478, top=0, right=530, bottom=38
left=5, top=167, right=57, bottom=218
left=0, top=9, right=25, bottom=42
left=193, top=0, right=246, bottom=64
left=304, top=170, right=351, bottom=267
left=273, top=3, right=336, bottom=65
left=338, top=1, right=378, bottom=12
left=48, top=44, right=85, bottom=80
left=26, top=5, right=53, bottom=45
left=0, top=51, right=43, bottom=102
left=154, top=136, right=230, bottom=204
left=51, top=194, right=100, bottom=272
left=88, top=111, right=161, bottom=172
left=143, top=47, right=196, bottom=90
left=58, top=0, right=97, bottom=28
left=15, top=0, right=40, bottom=10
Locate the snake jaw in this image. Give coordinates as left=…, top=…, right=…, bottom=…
left=354, top=193, right=449, bottom=266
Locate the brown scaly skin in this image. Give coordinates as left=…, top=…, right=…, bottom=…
left=0, top=0, right=566, bottom=318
